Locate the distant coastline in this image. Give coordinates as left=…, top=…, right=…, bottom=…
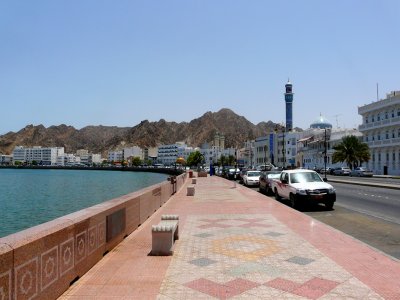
left=0, top=165, right=184, bottom=175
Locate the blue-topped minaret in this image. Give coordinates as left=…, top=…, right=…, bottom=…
left=284, top=79, right=294, bottom=131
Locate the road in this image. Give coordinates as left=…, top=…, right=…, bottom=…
left=245, top=179, right=400, bottom=260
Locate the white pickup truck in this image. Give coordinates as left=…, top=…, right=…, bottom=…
left=272, top=169, right=336, bottom=209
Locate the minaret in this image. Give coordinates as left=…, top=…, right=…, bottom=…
left=284, top=79, right=294, bottom=131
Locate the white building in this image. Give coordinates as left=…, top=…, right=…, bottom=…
left=358, top=90, right=400, bottom=175
left=0, top=154, right=12, bottom=165
left=89, top=154, right=102, bottom=164
left=108, top=150, right=123, bottom=162
left=13, top=146, right=64, bottom=165
left=254, top=136, right=271, bottom=168
left=123, top=146, right=143, bottom=160
left=297, top=115, right=362, bottom=170
left=57, top=153, right=81, bottom=166
left=157, top=143, right=187, bottom=166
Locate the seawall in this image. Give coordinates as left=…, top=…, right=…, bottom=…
left=0, top=172, right=187, bottom=299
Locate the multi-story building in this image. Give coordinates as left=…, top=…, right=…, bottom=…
left=57, top=153, right=81, bottom=166
left=157, top=143, right=187, bottom=166
left=358, top=90, right=400, bottom=175
left=89, top=154, right=102, bottom=165
left=254, top=136, right=272, bottom=168
left=123, top=146, right=144, bottom=160
left=0, top=154, right=13, bottom=165
left=297, top=116, right=362, bottom=170
left=275, top=131, right=299, bottom=168
left=108, top=150, right=123, bottom=162
left=76, top=149, right=89, bottom=165
left=12, top=146, right=64, bottom=165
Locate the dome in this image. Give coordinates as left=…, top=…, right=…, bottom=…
left=310, top=115, right=332, bottom=129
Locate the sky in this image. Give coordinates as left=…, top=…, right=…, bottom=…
left=0, top=1, right=399, bottom=135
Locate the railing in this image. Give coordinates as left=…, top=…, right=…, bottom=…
left=0, top=172, right=187, bottom=300
left=359, top=116, right=400, bottom=131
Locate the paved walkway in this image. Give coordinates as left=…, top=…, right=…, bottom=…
left=60, top=175, right=400, bottom=299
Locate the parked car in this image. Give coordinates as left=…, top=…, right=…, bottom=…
left=333, top=167, right=351, bottom=176
left=273, top=169, right=336, bottom=209
left=259, top=171, right=282, bottom=195
left=350, top=167, right=373, bottom=177
left=243, top=170, right=262, bottom=186
left=238, top=168, right=249, bottom=183
left=227, top=168, right=240, bottom=180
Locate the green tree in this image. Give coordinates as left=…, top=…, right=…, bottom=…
left=218, top=155, right=227, bottom=166
left=227, top=155, right=236, bottom=166
left=187, top=151, right=204, bottom=167
left=131, top=156, right=142, bottom=166
left=332, top=135, right=371, bottom=169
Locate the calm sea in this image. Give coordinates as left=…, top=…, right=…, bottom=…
left=0, top=168, right=169, bottom=238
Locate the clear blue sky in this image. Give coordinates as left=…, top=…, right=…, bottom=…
left=1, top=1, right=399, bottom=135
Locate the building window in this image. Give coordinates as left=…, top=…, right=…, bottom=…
left=372, top=154, right=375, bottom=162
left=377, top=132, right=381, bottom=140
left=386, top=153, right=389, bottom=161
left=385, top=111, right=388, bottom=119
left=393, top=130, right=395, bottom=139
left=386, top=131, right=389, bottom=139
left=365, top=136, right=369, bottom=142
left=378, top=153, right=381, bottom=162
left=392, top=110, right=395, bottom=118
left=365, top=117, right=368, bottom=124
left=393, top=153, right=396, bottom=161
left=372, top=115, right=375, bottom=122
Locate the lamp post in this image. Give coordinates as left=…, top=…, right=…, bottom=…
left=264, top=141, right=267, bottom=171
left=323, top=128, right=328, bottom=180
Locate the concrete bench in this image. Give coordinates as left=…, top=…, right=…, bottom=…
left=187, top=185, right=195, bottom=196
left=151, top=215, right=179, bottom=256
left=191, top=178, right=197, bottom=184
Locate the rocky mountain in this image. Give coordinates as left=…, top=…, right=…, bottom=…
left=0, top=109, right=295, bottom=155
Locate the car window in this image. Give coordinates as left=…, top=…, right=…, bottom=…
left=247, top=171, right=261, bottom=177
left=267, top=173, right=281, bottom=179
left=290, top=172, right=323, bottom=183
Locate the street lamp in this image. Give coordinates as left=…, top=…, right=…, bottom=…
left=323, top=128, right=330, bottom=181
left=275, top=124, right=286, bottom=169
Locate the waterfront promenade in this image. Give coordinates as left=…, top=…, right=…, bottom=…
left=60, top=175, right=400, bottom=299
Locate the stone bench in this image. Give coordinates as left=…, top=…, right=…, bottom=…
left=187, top=185, right=195, bottom=196
left=151, top=215, right=179, bottom=256
left=191, top=178, right=197, bottom=184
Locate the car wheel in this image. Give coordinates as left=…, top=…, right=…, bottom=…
left=289, top=193, right=297, bottom=208
left=325, top=201, right=334, bottom=210
left=274, top=189, right=281, bottom=201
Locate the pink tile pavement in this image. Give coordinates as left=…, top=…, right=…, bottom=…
left=60, top=175, right=400, bottom=299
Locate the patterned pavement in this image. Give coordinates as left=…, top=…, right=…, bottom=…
left=60, top=175, right=400, bottom=299
left=158, top=214, right=383, bottom=299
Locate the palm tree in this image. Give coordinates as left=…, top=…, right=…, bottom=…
left=332, top=135, right=371, bottom=169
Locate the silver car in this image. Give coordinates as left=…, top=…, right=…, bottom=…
left=333, top=167, right=351, bottom=176
left=350, top=167, right=373, bottom=177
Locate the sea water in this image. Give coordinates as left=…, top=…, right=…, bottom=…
left=0, top=168, right=168, bottom=237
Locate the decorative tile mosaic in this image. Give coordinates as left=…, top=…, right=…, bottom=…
left=286, top=256, right=315, bottom=266
left=189, top=258, right=217, bottom=267
left=158, top=214, right=385, bottom=299
left=264, top=231, right=284, bottom=237
left=193, top=233, right=214, bottom=238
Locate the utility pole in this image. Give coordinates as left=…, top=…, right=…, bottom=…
left=324, top=128, right=327, bottom=180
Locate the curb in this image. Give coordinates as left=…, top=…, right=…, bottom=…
left=327, top=178, right=400, bottom=190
